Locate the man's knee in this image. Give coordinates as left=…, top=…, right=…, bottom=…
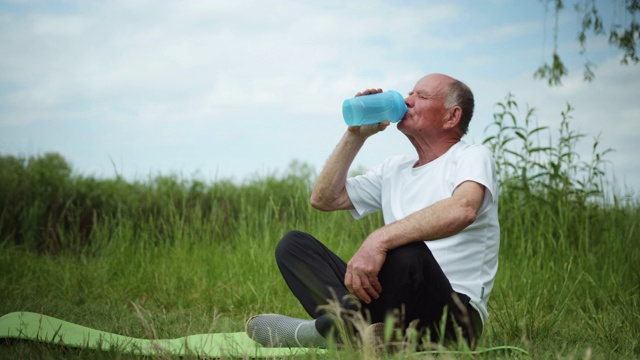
left=382, top=242, right=428, bottom=272
left=275, top=230, right=309, bottom=263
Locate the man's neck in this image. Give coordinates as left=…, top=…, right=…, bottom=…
left=408, top=135, right=460, bottom=167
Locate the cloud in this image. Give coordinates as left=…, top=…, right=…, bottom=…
left=0, top=0, right=638, bottom=194
left=0, top=1, right=464, bottom=128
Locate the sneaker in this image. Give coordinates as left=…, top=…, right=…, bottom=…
left=245, top=314, right=326, bottom=348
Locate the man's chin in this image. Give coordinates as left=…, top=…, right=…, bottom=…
left=397, top=122, right=408, bottom=135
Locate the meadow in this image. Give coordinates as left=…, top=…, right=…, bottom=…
left=1, top=97, right=639, bottom=359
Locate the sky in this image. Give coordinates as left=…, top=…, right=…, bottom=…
left=1, top=0, right=639, bottom=196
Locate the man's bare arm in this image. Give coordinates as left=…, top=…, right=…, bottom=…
left=310, top=121, right=389, bottom=211
left=374, top=180, right=486, bottom=248
left=309, top=130, right=363, bottom=211
left=345, top=180, right=487, bottom=303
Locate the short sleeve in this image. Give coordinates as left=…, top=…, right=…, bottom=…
left=453, top=145, right=498, bottom=210
left=345, top=162, right=386, bottom=219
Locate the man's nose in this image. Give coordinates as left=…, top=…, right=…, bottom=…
left=404, top=95, right=413, bottom=108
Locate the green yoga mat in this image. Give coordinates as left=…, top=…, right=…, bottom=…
left=0, top=311, right=325, bottom=358
left=1, top=311, right=528, bottom=357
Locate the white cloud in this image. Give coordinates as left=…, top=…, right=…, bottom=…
left=0, top=0, right=638, bottom=195
left=0, top=1, right=463, bottom=128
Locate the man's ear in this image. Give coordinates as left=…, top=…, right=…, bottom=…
left=443, top=106, right=462, bottom=130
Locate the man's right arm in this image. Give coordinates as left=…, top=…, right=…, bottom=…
left=310, top=122, right=389, bottom=212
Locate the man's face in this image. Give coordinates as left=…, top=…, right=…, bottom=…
left=398, top=74, right=451, bottom=136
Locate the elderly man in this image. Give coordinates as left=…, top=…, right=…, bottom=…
left=246, top=73, right=500, bottom=350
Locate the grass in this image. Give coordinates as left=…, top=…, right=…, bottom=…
left=1, top=96, right=639, bottom=359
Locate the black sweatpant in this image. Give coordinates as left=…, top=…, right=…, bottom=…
left=275, top=230, right=479, bottom=346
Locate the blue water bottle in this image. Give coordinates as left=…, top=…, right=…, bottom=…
left=342, top=90, right=407, bottom=126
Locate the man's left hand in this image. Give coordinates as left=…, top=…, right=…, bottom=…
left=344, top=235, right=386, bottom=304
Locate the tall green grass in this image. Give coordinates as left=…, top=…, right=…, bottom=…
left=1, top=95, right=638, bottom=359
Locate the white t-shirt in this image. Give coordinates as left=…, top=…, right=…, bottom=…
left=345, top=141, right=500, bottom=324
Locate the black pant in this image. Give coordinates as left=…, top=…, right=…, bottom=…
left=275, top=230, right=480, bottom=347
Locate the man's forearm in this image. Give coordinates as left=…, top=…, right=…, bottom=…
left=310, top=131, right=366, bottom=211
left=345, top=181, right=484, bottom=304
left=372, top=181, right=485, bottom=251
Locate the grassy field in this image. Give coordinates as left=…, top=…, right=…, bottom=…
left=1, top=101, right=639, bottom=359
left=1, top=157, right=639, bottom=359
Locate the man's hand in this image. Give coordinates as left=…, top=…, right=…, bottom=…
left=344, top=235, right=387, bottom=304
left=347, top=121, right=390, bottom=138
left=347, top=88, right=391, bottom=139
